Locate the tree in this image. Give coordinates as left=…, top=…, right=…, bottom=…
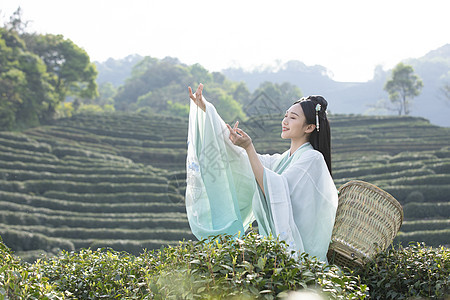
left=95, top=54, right=143, bottom=87
left=115, top=57, right=192, bottom=111
left=222, top=81, right=251, bottom=106
left=0, top=28, right=57, bottom=129
left=1, top=8, right=98, bottom=129
left=23, top=33, right=98, bottom=117
left=384, top=63, right=423, bottom=115
left=3, top=7, right=29, bottom=34
left=190, top=63, right=213, bottom=85
left=93, top=82, right=116, bottom=106
left=246, top=81, right=303, bottom=115
left=112, top=55, right=248, bottom=119
left=206, top=87, right=246, bottom=122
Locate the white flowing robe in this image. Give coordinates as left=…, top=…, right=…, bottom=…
left=185, top=98, right=338, bottom=262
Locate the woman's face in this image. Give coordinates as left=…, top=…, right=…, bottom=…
left=281, top=104, right=314, bottom=139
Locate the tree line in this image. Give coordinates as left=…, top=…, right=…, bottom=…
left=0, top=8, right=97, bottom=130
left=1, top=8, right=432, bottom=131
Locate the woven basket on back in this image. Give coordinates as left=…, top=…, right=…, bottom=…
left=327, top=180, right=403, bottom=268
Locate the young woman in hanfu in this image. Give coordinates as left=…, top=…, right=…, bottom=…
left=185, top=83, right=338, bottom=262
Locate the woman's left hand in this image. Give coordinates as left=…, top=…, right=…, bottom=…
left=226, top=121, right=252, bottom=150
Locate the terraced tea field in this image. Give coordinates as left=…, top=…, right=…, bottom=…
left=0, top=112, right=448, bottom=260
left=0, top=113, right=192, bottom=260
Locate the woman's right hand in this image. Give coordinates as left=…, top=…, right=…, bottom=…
left=188, top=83, right=206, bottom=112
left=226, top=121, right=253, bottom=151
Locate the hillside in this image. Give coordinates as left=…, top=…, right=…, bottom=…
left=0, top=112, right=449, bottom=260
left=223, top=44, right=450, bottom=127
left=0, top=113, right=192, bottom=260
left=92, top=44, right=450, bottom=127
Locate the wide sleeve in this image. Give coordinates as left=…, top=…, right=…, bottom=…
left=185, top=97, right=257, bottom=240
left=262, top=151, right=338, bottom=261
left=257, top=153, right=282, bottom=169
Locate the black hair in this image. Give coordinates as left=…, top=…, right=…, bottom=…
left=294, top=95, right=332, bottom=176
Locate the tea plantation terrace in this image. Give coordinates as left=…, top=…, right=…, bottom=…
left=0, top=112, right=448, bottom=259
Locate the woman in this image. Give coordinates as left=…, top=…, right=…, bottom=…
left=185, top=83, right=337, bottom=262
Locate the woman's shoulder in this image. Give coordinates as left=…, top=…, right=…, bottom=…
left=300, top=148, right=324, bottom=161
left=290, top=148, right=327, bottom=172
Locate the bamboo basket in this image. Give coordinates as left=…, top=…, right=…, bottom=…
left=327, top=180, right=403, bottom=268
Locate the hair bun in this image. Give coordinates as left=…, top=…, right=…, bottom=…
left=308, top=95, right=328, bottom=112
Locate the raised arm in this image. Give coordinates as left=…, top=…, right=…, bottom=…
left=226, top=121, right=265, bottom=195
left=188, top=83, right=206, bottom=112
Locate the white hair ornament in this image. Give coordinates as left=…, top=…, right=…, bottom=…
left=315, top=104, right=321, bottom=132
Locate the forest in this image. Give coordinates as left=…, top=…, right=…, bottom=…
left=0, top=8, right=449, bottom=299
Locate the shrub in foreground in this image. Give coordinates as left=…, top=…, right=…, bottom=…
left=147, top=232, right=368, bottom=299
left=0, top=236, right=64, bottom=299
left=1, top=232, right=367, bottom=299
left=356, top=242, right=449, bottom=299
left=1, top=233, right=449, bottom=299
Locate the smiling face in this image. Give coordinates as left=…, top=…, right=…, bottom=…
left=281, top=104, right=315, bottom=140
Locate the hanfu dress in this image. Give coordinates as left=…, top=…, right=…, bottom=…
left=185, top=98, right=338, bottom=262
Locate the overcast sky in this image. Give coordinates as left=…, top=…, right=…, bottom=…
left=2, top=0, right=449, bottom=82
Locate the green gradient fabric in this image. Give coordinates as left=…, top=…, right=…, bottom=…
left=186, top=98, right=338, bottom=261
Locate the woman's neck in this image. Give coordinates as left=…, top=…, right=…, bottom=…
left=290, top=138, right=309, bottom=156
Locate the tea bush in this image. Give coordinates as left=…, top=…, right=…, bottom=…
left=0, top=228, right=75, bottom=252
left=389, top=174, right=450, bottom=186
left=146, top=232, right=368, bottom=299
left=43, top=191, right=183, bottom=204
left=0, top=145, right=54, bottom=160
left=1, top=233, right=368, bottom=299
left=0, top=152, right=57, bottom=164
left=0, top=236, right=64, bottom=299
left=403, top=202, right=450, bottom=219
left=356, top=242, right=449, bottom=299
left=394, top=229, right=450, bottom=248
left=0, top=210, right=189, bottom=229
left=385, top=185, right=450, bottom=203
left=22, top=180, right=172, bottom=195
left=9, top=226, right=192, bottom=241
left=401, top=219, right=450, bottom=232
left=1, top=234, right=449, bottom=299
left=0, top=170, right=165, bottom=184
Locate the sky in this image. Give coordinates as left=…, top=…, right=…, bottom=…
left=1, top=0, right=449, bottom=82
